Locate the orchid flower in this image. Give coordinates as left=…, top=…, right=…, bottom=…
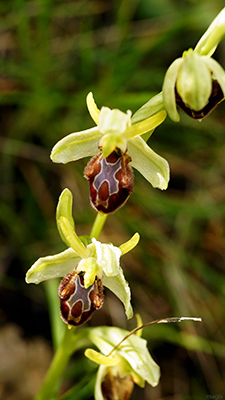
left=50, top=93, right=169, bottom=191
left=26, top=189, right=140, bottom=321
left=85, top=326, right=160, bottom=400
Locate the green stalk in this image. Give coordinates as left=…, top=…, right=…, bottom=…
left=90, top=212, right=108, bottom=240
left=34, top=327, right=75, bottom=400
left=45, top=279, right=64, bottom=350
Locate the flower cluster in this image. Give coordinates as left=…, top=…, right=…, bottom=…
left=25, top=7, right=225, bottom=399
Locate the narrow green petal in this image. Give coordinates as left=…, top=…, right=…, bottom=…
left=131, top=92, right=165, bottom=124
left=135, top=313, right=143, bottom=337
left=128, top=136, right=170, bottom=190
left=84, top=349, right=119, bottom=366
left=102, top=272, right=133, bottom=319
left=194, top=7, right=225, bottom=57
left=50, top=127, right=101, bottom=164
left=86, top=92, right=100, bottom=125
left=119, top=232, right=140, bottom=256
left=203, top=56, right=225, bottom=96
left=58, top=216, right=90, bottom=258
left=25, top=248, right=81, bottom=284
left=162, top=58, right=183, bottom=122
left=124, top=110, right=167, bottom=140
left=56, top=189, right=75, bottom=247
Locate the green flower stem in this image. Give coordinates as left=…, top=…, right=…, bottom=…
left=90, top=212, right=108, bottom=240
left=34, top=326, right=75, bottom=400
left=44, top=279, right=64, bottom=350
left=34, top=326, right=90, bottom=400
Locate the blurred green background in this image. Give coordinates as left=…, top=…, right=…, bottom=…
left=0, top=0, right=225, bottom=399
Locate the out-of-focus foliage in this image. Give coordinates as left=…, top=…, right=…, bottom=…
left=0, top=0, right=225, bottom=399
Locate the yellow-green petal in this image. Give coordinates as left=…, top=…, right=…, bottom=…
left=119, top=232, right=140, bottom=256
left=194, top=7, right=225, bottom=57
left=86, top=92, right=100, bottom=125
left=56, top=188, right=75, bottom=247
left=124, top=110, right=167, bottom=140
left=84, top=348, right=120, bottom=366
left=58, top=216, right=90, bottom=258
left=128, top=136, right=170, bottom=190
left=131, top=92, right=165, bottom=124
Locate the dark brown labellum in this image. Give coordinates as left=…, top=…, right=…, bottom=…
left=58, top=270, right=104, bottom=326
left=84, top=150, right=133, bottom=214
left=101, top=370, right=134, bottom=400
left=175, top=79, right=224, bottom=120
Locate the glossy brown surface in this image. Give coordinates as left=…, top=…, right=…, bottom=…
left=84, top=151, right=133, bottom=213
